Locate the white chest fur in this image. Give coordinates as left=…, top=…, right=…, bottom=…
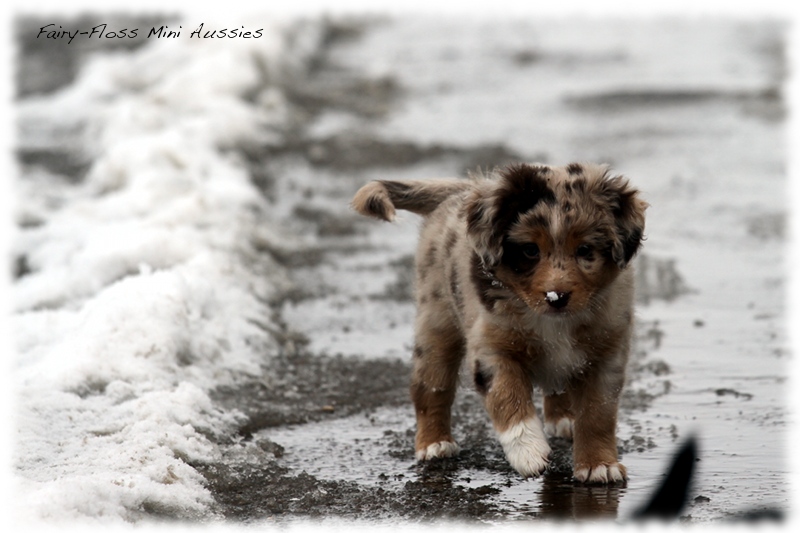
left=528, top=316, right=587, bottom=395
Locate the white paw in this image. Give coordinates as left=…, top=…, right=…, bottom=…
left=543, top=417, right=574, bottom=440
left=497, top=417, right=551, bottom=477
left=415, top=440, right=460, bottom=461
left=573, top=462, right=627, bottom=484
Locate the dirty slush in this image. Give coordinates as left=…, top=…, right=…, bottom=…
left=14, top=15, right=788, bottom=524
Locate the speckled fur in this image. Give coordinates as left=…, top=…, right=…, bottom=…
left=352, top=162, right=647, bottom=484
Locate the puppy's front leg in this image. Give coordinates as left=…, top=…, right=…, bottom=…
left=474, top=356, right=551, bottom=477
left=569, top=366, right=627, bottom=484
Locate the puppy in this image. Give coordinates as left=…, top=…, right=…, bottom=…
left=351, top=162, right=647, bottom=484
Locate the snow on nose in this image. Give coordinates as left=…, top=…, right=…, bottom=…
left=545, top=291, right=571, bottom=309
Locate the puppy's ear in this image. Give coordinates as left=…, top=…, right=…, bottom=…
left=465, top=164, right=556, bottom=266
left=598, top=175, right=648, bottom=268
left=464, top=184, right=503, bottom=265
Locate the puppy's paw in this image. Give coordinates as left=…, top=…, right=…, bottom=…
left=498, top=417, right=552, bottom=477
left=415, top=440, right=460, bottom=461
left=544, top=416, right=574, bottom=440
left=573, top=461, right=627, bottom=484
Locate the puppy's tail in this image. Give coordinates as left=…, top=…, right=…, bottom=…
left=351, top=178, right=470, bottom=221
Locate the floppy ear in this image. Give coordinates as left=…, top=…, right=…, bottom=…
left=464, top=164, right=556, bottom=267
left=599, top=176, right=648, bottom=268
left=464, top=184, right=503, bottom=266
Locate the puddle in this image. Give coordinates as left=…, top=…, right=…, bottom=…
left=261, top=407, right=419, bottom=488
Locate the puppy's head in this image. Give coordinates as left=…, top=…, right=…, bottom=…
left=465, top=163, right=647, bottom=316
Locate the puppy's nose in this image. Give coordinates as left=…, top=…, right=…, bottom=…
left=545, top=291, right=571, bottom=309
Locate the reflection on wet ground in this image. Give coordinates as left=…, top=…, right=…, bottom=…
left=538, top=472, right=625, bottom=520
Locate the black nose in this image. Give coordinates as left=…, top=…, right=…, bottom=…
left=546, top=291, right=571, bottom=309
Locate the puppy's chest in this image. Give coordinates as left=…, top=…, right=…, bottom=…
left=525, top=325, right=588, bottom=395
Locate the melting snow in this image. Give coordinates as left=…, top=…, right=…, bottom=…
left=11, top=16, right=309, bottom=523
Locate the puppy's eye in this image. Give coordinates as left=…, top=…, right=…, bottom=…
left=522, top=243, right=540, bottom=259
left=576, top=244, right=593, bottom=258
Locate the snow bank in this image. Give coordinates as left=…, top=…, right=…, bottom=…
left=12, top=15, right=314, bottom=523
